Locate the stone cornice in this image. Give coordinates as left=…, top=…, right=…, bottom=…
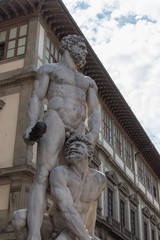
left=0, top=164, right=36, bottom=178
left=142, top=207, right=151, bottom=219
left=129, top=194, right=139, bottom=207
left=0, top=71, right=36, bottom=88
left=150, top=214, right=158, bottom=226
left=105, top=170, right=119, bottom=186
left=118, top=182, right=130, bottom=197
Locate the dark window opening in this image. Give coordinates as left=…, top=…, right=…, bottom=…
left=131, top=209, right=135, bottom=235
left=108, top=188, right=113, bottom=217
left=0, top=43, right=5, bottom=61
left=152, top=229, right=155, bottom=240
left=120, top=199, right=125, bottom=227
left=144, top=222, right=148, bottom=240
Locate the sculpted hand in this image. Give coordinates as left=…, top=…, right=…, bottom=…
left=85, top=132, right=96, bottom=146
left=23, top=126, right=34, bottom=145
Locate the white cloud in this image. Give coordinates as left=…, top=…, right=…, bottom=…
left=62, top=0, right=160, bottom=153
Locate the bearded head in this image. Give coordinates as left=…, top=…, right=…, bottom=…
left=59, top=35, right=87, bottom=68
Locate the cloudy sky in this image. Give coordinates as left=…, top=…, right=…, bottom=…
left=62, top=0, right=160, bottom=153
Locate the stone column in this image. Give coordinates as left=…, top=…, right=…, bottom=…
left=138, top=202, right=143, bottom=240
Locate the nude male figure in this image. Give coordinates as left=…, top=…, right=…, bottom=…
left=12, top=135, right=106, bottom=240
left=23, top=35, right=100, bottom=240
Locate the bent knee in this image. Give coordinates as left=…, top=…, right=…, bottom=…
left=12, top=209, right=27, bottom=230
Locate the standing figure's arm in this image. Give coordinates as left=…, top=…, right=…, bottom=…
left=86, top=78, right=100, bottom=146
left=50, top=168, right=91, bottom=240
left=23, top=64, right=51, bottom=145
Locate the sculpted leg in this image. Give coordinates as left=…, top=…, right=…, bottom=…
left=27, top=169, right=48, bottom=240
left=27, top=111, right=66, bottom=240
left=12, top=209, right=54, bottom=240
left=12, top=209, right=28, bottom=240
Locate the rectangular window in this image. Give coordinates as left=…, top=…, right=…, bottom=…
left=120, top=199, right=125, bottom=227
left=124, top=138, right=132, bottom=170
left=114, top=126, right=123, bottom=157
left=0, top=24, right=28, bottom=61
left=144, top=222, right=148, bottom=240
left=152, top=176, right=158, bottom=199
left=131, top=209, right=135, bottom=235
left=153, top=186, right=157, bottom=198
left=0, top=43, right=5, bottom=60
left=45, top=36, right=60, bottom=63
left=137, top=157, right=145, bottom=184
left=152, top=229, right=155, bottom=240
left=101, top=110, right=112, bottom=145
left=145, top=167, right=151, bottom=192
left=108, top=188, right=113, bottom=217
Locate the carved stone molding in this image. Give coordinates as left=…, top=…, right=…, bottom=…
left=129, top=194, right=139, bottom=206
left=157, top=222, right=160, bottom=230
left=142, top=207, right=151, bottom=218
left=106, top=216, right=121, bottom=233
left=92, top=154, right=101, bottom=168
left=118, top=182, right=130, bottom=197
left=105, top=170, right=119, bottom=185
left=150, top=215, right=158, bottom=226
left=0, top=100, right=5, bottom=109
left=0, top=72, right=35, bottom=89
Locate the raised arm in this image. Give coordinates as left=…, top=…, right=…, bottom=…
left=86, top=78, right=100, bottom=146
left=50, top=167, right=91, bottom=240
left=24, top=64, right=51, bottom=145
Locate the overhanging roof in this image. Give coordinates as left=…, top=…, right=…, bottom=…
left=0, top=0, right=160, bottom=177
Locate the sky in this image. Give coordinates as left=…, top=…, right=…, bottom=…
left=62, top=0, right=160, bottom=153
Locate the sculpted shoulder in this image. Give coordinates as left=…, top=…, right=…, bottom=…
left=85, top=76, right=98, bottom=93
left=89, top=168, right=106, bottom=187
left=36, top=63, right=59, bottom=77
left=50, top=165, right=69, bottom=187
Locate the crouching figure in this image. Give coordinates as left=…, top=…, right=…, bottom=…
left=12, top=135, right=106, bottom=240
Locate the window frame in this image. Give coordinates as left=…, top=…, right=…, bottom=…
left=101, top=109, right=113, bottom=146
left=124, top=138, right=133, bottom=170
left=0, top=23, right=28, bottom=61
left=152, top=175, right=158, bottom=200
left=45, top=35, right=60, bottom=63
left=120, top=198, right=125, bottom=227
left=144, top=166, right=151, bottom=192
left=143, top=221, right=148, bottom=240
left=130, top=209, right=136, bottom=235
left=137, top=157, right=145, bottom=184
left=151, top=228, right=155, bottom=240
left=114, top=126, right=123, bottom=157
left=107, top=187, right=113, bottom=217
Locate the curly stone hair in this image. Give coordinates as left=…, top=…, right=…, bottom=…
left=65, top=135, right=94, bottom=163
left=59, top=34, right=85, bottom=55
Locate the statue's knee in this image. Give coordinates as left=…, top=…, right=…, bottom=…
left=12, top=209, right=27, bottom=230
left=36, top=170, right=49, bottom=185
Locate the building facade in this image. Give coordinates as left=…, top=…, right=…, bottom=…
left=0, top=0, right=160, bottom=240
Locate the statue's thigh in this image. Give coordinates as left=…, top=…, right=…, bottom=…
left=37, top=111, right=66, bottom=168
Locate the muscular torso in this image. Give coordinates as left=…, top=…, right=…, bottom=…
left=50, top=166, right=105, bottom=228
left=46, top=64, right=90, bottom=129
left=66, top=168, right=99, bottom=214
